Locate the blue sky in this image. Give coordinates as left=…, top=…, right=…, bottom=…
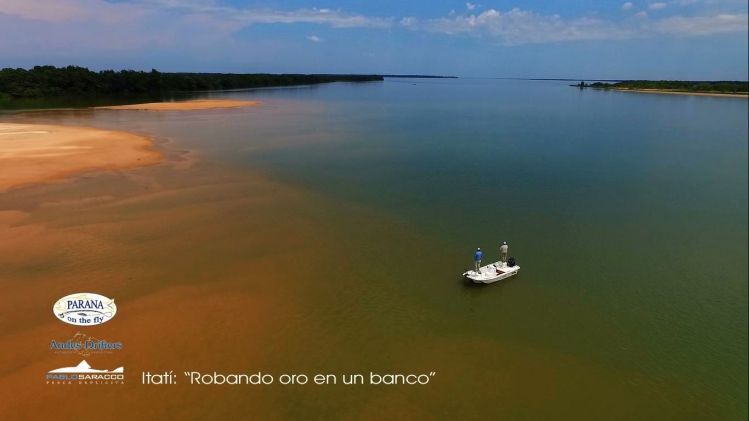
left=0, top=0, right=747, bottom=79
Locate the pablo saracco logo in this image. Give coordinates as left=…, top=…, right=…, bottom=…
left=46, top=360, right=125, bottom=385
left=53, top=293, right=117, bottom=326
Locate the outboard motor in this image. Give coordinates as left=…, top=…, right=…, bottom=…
left=507, top=257, right=516, bottom=267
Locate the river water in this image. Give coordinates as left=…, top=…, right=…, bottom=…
left=1, top=78, right=746, bottom=419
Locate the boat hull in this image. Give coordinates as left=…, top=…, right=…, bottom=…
left=463, top=262, right=520, bottom=284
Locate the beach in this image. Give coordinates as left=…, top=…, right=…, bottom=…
left=96, top=99, right=258, bottom=111
left=0, top=99, right=258, bottom=192
left=0, top=123, right=161, bottom=192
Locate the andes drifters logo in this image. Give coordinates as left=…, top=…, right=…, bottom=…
left=53, top=293, right=117, bottom=326
left=51, top=332, right=123, bottom=357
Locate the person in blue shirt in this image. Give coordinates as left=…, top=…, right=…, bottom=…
left=474, top=247, right=483, bottom=272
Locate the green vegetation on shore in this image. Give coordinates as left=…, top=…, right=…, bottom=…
left=0, top=65, right=383, bottom=99
left=382, top=74, right=458, bottom=78
left=574, top=80, right=748, bottom=94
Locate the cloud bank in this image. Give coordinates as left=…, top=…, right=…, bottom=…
left=404, top=7, right=747, bottom=45
left=0, top=0, right=746, bottom=54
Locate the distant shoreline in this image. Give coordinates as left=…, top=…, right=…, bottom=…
left=572, top=80, right=748, bottom=99
left=611, top=89, right=748, bottom=99
left=0, top=66, right=384, bottom=102
left=383, top=74, right=458, bottom=79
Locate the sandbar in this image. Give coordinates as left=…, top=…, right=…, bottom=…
left=96, top=99, right=258, bottom=111
left=615, top=89, right=748, bottom=99
left=0, top=123, right=161, bottom=192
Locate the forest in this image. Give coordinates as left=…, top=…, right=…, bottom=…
left=575, top=80, right=748, bottom=93
left=0, top=66, right=383, bottom=99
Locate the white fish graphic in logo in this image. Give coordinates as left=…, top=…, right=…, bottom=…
left=48, top=360, right=124, bottom=374
left=53, top=293, right=117, bottom=326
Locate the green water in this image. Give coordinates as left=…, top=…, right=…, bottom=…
left=4, top=78, right=746, bottom=419
left=210, top=79, right=749, bottom=418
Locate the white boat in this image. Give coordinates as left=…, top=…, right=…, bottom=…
left=463, top=261, right=520, bottom=284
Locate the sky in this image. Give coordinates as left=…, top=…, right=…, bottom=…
left=0, top=0, right=747, bottom=79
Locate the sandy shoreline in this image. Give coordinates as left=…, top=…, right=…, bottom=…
left=614, top=89, right=748, bottom=99
left=0, top=123, right=161, bottom=192
left=0, top=99, right=255, bottom=191
left=96, top=99, right=258, bottom=111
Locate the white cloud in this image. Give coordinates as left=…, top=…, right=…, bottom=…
left=416, top=8, right=632, bottom=44
left=400, top=17, right=417, bottom=27
left=649, top=2, right=668, bottom=10
left=406, top=7, right=747, bottom=45
left=466, top=2, right=477, bottom=11
left=230, top=8, right=392, bottom=28
left=144, top=0, right=395, bottom=28
left=0, top=0, right=146, bottom=23
left=0, top=0, right=746, bottom=55
left=656, top=13, right=749, bottom=34
left=622, top=2, right=634, bottom=10
left=0, top=0, right=394, bottom=29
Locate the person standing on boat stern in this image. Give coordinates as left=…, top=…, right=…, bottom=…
left=474, top=248, right=483, bottom=272
left=500, top=242, right=508, bottom=264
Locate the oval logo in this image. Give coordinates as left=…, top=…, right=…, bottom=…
left=53, top=293, right=117, bottom=326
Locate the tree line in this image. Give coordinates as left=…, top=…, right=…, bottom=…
left=0, top=66, right=383, bottom=98
left=575, top=80, right=748, bottom=93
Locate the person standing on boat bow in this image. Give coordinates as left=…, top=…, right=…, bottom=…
left=474, top=248, right=483, bottom=272
left=500, top=242, right=508, bottom=264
